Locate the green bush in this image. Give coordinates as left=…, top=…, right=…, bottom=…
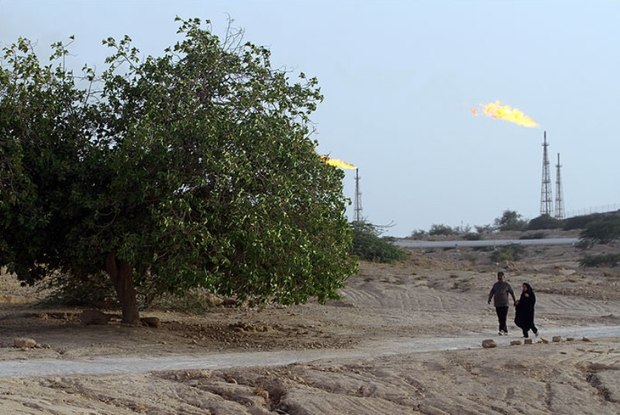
left=475, top=225, right=493, bottom=234
left=490, top=244, right=525, bottom=262
left=464, top=232, right=482, bottom=241
left=564, top=211, right=620, bottom=230
left=351, top=221, right=407, bottom=263
left=409, top=229, right=427, bottom=239
left=527, top=214, right=563, bottom=230
left=579, top=219, right=620, bottom=246
left=579, top=254, right=620, bottom=267
left=519, top=232, right=546, bottom=240
left=494, top=210, right=528, bottom=231
left=428, top=224, right=457, bottom=236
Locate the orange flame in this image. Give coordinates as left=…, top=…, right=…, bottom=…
left=472, top=101, right=539, bottom=128
left=320, top=156, right=357, bottom=169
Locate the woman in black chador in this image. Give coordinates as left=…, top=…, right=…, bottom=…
left=515, top=282, right=539, bottom=338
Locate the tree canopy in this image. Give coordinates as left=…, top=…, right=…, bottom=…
left=494, top=210, right=527, bottom=231
left=0, top=18, right=357, bottom=324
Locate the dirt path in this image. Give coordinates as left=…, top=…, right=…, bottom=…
left=3, top=325, right=620, bottom=378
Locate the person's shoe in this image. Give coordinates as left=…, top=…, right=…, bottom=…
left=523, top=335, right=529, bottom=338
left=498, top=331, right=504, bottom=336
left=534, top=331, right=539, bottom=337
left=503, top=330, right=508, bottom=335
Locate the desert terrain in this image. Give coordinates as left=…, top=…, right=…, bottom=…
left=1, top=231, right=619, bottom=414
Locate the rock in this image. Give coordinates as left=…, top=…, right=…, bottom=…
left=552, top=336, right=562, bottom=343
left=510, top=340, right=522, bottom=346
left=482, top=339, right=497, bottom=348
left=566, top=337, right=575, bottom=341
left=14, top=337, right=37, bottom=348
left=582, top=337, right=592, bottom=342
left=540, top=337, right=549, bottom=344
left=524, top=338, right=533, bottom=345
left=140, top=317, right=160, bottom=328
left=80, top=309, right=112, bottom=325
left=221, top=298, right=237, bottom=307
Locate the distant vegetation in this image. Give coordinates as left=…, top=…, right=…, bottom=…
left=409, top=209, right=620, bottom=240
left=407, top=209, right=619, bottom=269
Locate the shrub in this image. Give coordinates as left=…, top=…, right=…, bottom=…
left=579, top=219, right=620, bottom=246
left=527, top=214, right=563, bottom=230
left=494, top=210, right=528, bottom=231
left=579, top=254, right=620, bottom=267
left=475, top=225, right=493, bottom=235
left=564, top=210, right=620, bottom=230
left=519, top=232, right=546, bottom=240
left=429, top=224, right=457, bottom=236
left=490, top=244, right=525, bottom=262
left=351, top=221, right=407, bottom=263
left=409, top=229, right=427, bottom=239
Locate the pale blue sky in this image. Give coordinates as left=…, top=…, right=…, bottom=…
left=2, top=0, right=619, bottom=236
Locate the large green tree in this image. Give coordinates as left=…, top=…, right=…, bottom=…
left=0, top=18, right=356, bottom=324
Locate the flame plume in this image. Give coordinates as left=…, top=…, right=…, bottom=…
left=472, top=101, right=539, bottom=128
left=320, top=156, right=357, bottom=170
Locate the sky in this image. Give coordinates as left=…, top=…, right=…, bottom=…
left=2, top=0, right=619, bottom=237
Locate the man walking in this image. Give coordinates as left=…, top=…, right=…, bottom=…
left=487, top=271, right=516, bottom=335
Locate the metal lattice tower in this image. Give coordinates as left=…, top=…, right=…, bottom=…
left=540, top=131, right=553, bottom=216
left=555, top=153, right=565, bottom=219
left=354, top=168, right=363, bottom=222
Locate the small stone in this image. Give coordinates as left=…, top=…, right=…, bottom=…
left=541, top=337, right=549, bottom=344
left=566, top=337, right=575, bottom=341
left=524, top=338, right=533, bottom=345
left=482, top=339, right=497, bottom=348
left=14, top=338, right=37, bottom=348
left=552, top=336, right=562, bottom=343
left=582, top=337, right=592, bottom=342
left=510, top=340, right=522, bottom=346
left=140, top=317, right=160, bottom=328
left=80, top=309, right=111, bottom=325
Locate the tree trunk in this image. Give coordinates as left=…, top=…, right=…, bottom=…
left=105, top=253, right=140, bottom=325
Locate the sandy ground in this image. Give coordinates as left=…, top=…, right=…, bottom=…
left=1, top=232, right=619, bottom=414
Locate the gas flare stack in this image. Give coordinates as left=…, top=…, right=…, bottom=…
left=540, top=131, right=553, bottom=216
left=539, top=131, right=565, bottom=219
left=555, top=153, right=565, bottom=219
